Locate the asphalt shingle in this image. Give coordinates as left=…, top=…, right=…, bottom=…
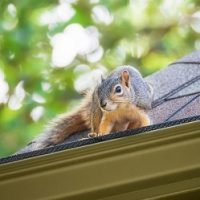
left=147, top=50, right=200, bottom=124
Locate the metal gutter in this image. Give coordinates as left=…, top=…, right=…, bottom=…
left=0, top=120, right=200, bottom=200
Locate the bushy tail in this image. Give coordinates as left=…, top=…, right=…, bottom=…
left=17, top=96, right=92, bottom=154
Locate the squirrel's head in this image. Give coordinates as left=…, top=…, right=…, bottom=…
left=97, top=70, right=134, bottom=112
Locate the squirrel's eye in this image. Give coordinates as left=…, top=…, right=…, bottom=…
left=115, top=85, right=122, bottom=93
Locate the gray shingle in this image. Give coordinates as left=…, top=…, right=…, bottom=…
left=146, top=50, right=200, bottom=124
left=145, top=51, right=200, bottom=100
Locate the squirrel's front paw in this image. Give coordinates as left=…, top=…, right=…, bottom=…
left=97, top=133, right=105, bottom=136
left=88, top=132, right=98, bottom=138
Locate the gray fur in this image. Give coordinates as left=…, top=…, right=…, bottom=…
left=97, top=77, right=119, bottom=106
left=99, top=65, right=153, bottom=109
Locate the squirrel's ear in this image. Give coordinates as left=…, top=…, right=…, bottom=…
left=121, top=70, right=130, bottom=87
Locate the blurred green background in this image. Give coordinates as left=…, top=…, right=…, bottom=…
left=0, top=0, right=200, bottom=157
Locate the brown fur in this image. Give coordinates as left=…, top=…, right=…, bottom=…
left=97, top=103, right=150, bottom=136
left=90, top=69, right=151, bottom=137
left=46, top=91, right=93, bottom=144
left=25, top=67, right=152, bottom=151
left=30, top=91, right=93, bottom=149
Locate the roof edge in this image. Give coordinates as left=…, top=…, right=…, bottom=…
left=1, top=115, right=200, bottom=164
left=0, top=120, right=200, bottom=200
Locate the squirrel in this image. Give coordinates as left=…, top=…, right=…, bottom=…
left=18, top=65, right=153, bottom=153
left=89, top=66, right=153, bottom=137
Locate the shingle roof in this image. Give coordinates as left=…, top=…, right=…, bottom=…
left=147, top=50, right=200, bottom=124
left=1, top=50, right=200, bottom=163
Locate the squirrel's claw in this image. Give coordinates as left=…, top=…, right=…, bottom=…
left=88, top=132, right=98, bottom=138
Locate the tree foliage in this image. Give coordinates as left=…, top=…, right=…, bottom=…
left=0, top=0, right=200, bottom=156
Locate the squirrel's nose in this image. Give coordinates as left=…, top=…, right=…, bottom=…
left=100, top=100, right=107, bottom=108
